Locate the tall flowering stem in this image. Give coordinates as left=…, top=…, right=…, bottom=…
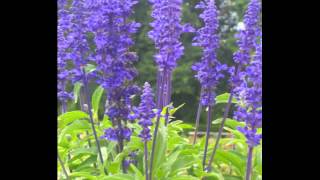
left=82, top=68, right=106, bottom=173
left=148, top=0, right=193, bottom=178
left=206, top=0, right=261, bottom=172
left=134, top=82, right=156, bottom=180
left=58, top=0, right=73, bottom=113
left=246, top=147, right=254, bottom=180
left=192, top=102, right=202, bottom=145
left=87, top=0, right=141, bottom=172
left=58, top=0, right=109, bottom=174
left=202, top=106, right=213, bottom=168
left=191, top=0, right=227, bottom=168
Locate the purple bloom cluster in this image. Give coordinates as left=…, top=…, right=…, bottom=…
left=123, top=151, right=138, bottom=169
left=235, top=34, right=262, bottom=148
left=101, top=127, right=132, bottom=142
left=136, top=82, right=156, bottom=142
left=148, top=0, right=194, bottom=110
left=58, top=0, right=73, bottom=106
left=230, top=0, right=261, bottom=90
left=88, top=0, right=141, bottom=143
left=192, top=0, right=228, bottom=106
left=232, top=0, right=262, bottom=148
left=148, top=0, right=194, bottom=71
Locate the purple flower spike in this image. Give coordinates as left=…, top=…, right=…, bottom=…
left=148, top=0, right=194, bottom=71
left=136, top=82, right=156, bottom=142
left=232, top=0, right=262, bottom=148
left=192, top=0, right=228, bottom=106
left=87, top=0, right=141, bottom=145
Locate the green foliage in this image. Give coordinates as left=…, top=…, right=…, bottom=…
left=58, top=1, right=261, bottom=179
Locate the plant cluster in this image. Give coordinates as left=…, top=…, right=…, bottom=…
left=58, top=0, right=262, bottom=180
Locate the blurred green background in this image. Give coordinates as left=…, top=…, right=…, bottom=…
left=132, top=0, right=248, bottom=130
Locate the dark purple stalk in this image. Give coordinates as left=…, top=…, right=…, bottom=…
left=61, top=102, right=67, bottom=114
left=206, top=65, right=240, bottom=172
left=164, top=71, right=171, bottom=126
left=206, top=92, right=234, bottom=172
left=79, top=88, right=97, bottom=169
left=245, top=147, right=253, bottom=180
left=149, top=75, right=164, bottom=180
left=58, top=153, right=70, bottom=180
left=202, top=105, right=213, bottom=169
left=81, top=68, right=107, bottom=175
left=156, top=70, right=164, bottom=109
left=192, top=101, right=202, bottom=145
left=149, top=112, right=161, bottom=180
left=144, top=141, right=149, bottom=180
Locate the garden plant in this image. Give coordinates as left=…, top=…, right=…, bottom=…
left=58, top=0, right=262, bottom=179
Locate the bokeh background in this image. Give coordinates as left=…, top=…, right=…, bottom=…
left=65, top=0, right=250, bottom=131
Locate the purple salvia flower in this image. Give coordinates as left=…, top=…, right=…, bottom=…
left=191, top=0, right=228, bottom=169
left=58, top=1, right=107, bottom=170
left=206, top=0, right=261, bottom=173
left=88, top=0, right=141, bottom=146
left=58, top=0, right=74, bottom=111
left=148, top=0, right=194, bottom=108
left=137, top=82, right=156, bottom=142
left=234, top=31, right=262, bottom=148
left=148, top=0, right=194, bottom=71
left=230, top=0, right=261, bottom=90
left=148, top=1, right=194, bottom=177
left=192, top=0, right=228, bottom=106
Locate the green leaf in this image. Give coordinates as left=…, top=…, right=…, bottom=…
left=167, top=176, right=199, bottom=180
left=69, top=172, right=97, bottom=180
left=170, top=103, right=185, bottom=115
left=169, top=154, right=196, bottom=176
left=85, top=64, right=96, bottom=74
left=72, top=147, right=97, bottom=157
left=152, top=121, right=168, bottom=177
left=223, top=175, right=242, bottom=180
left=72, top=155, right=98, bottom=172
left=215, top=93, right=237, bottom=104
left=103, top=174, right=135, bottom=180
left=91, top=85, right=105, bottom=121
left=108, top=152, right=126, bottom=174
left=58, top=111, right=89, bottom=129
left=58, top=120, right=91, bottom=144
left=73, top=82, right=82, bottom=104
left=129, top=164, right=144, bottom=180
left=215, top=150, right=246, bottom=176
left=212, top=118, right=245, bottom=129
